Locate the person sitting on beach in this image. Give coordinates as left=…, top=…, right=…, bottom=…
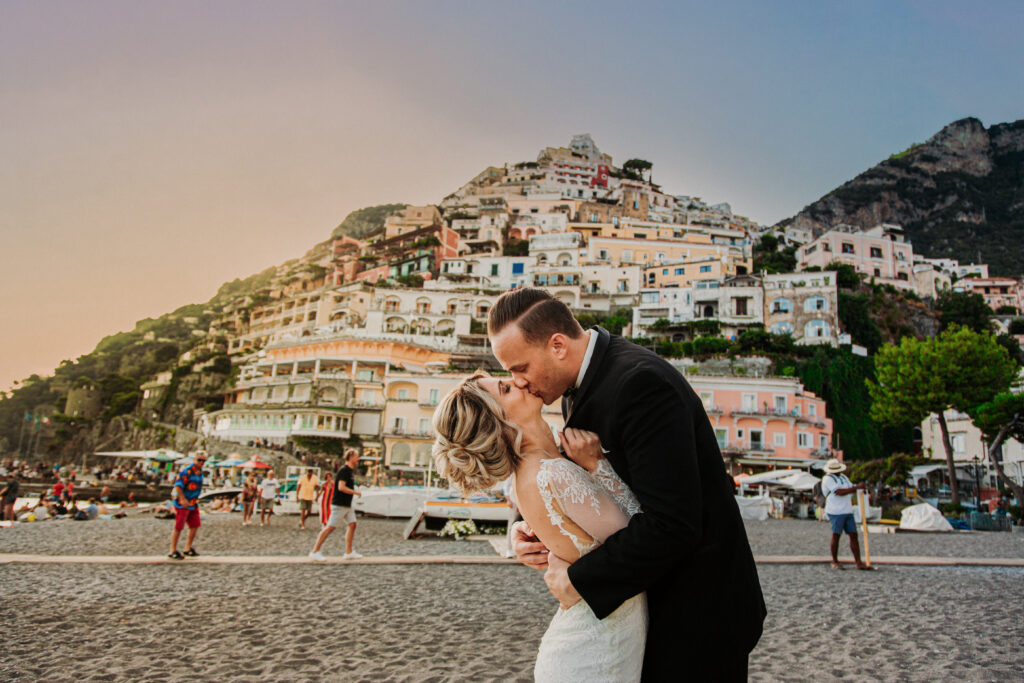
left=821, top=459, right=871, bottom=570
left=2, top=475, right=21, bottom=521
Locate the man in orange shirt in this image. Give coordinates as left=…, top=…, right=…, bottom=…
left=296, top=468, right=320, bottom=530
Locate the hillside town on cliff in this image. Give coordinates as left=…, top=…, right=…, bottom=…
left=14, top=135, right=1024, bottom=493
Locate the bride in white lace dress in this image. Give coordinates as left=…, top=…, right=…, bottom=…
left=432, top=372, right=646, bottom=682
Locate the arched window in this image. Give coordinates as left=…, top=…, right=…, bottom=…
left=804, top=320, right=830, bottom=338
left=770, top=321, right=794, bottom=335
left=770, top=297, right=793, bottom=314
left=390, top=443, right=411, bottom=467
left=803, top=296, right=829, bottom=312
left=415, top=444, right=433, bottom=468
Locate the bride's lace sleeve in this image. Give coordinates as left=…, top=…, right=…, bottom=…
left=535, top=459, right=632, bottom=555
left=592, top=458, right=641, bottom=518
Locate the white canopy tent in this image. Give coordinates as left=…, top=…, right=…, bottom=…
left=93, top=449, right=187, bottom=463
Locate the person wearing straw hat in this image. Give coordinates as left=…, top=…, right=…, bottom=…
left=820, top=458, right=871, bottom=570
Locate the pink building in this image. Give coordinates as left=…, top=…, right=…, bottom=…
left=953, top=277, right=1022, bottom=314
left=688, top=375, right=838, bottom=475
left=798, top=224, right=915, bottom=290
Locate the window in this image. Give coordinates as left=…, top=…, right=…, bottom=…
left=808, top=403, right=817, bottom=417
left=418, top=418, right=430, bottom=434
left=357, top=370, right=374, bottom=382
left=749, top=430, right=764, bottom=449
left=742, top=393, right=757, bottom=411
left=950, top=433, right=966, bottom=455
left=842, top=242, right=855, bottom=254
left=774, top=396, right=786, bottom=413
left=804, top=320, right=830, bottom=338
left=512, top=263, right=524, bottom=276
left=715, top=429, right=728, bottom=449
left=870, top=247, right=883, bottom=259
left=803, top=296, right=828, bottom=312
left=641, top=292, right=660, bottom=304
left=622, top=250, right=633, bottom=262
left=819, top=434, right=828, bottom=451
left=393, top=417, right=407, bottom=433
left=490, top=264, right=499, bottom=277
left=397, top=389, right=408, bottom=400
left=770, top=297, right=793, bottom=313
left=699, top=392, right=713, bottom=410
left=770, top=321, right=793, bottom=335
left=391, top=442, right=410, bottom=466
left=874, top=268, right=881, bottom=277
left=674, top=267, right=685, bottom=275
left=773, top=433, right=786, bottom=447
left=700, top=265, right=712, bottom=273
left=598, top=250, right=609, bottom=261
left=428, top=388, right=439, bottom=405
left=734, top=298, right=748, bottom=315
left=797, top=432, right=811, bottom=448
left=897, top=272, right=909, bottom=281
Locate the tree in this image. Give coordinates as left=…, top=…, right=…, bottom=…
left=824, top=262, right=861, bottom=290
left=970, top=392, right=1024, bottom=507
left=936, top=290, right=993, bottom=333
left=867, top=326, right=1016, bottom=504
left=752, top=235, right=797, bottom=274
left=838, top=293, right=882, bottom=352
left=621, top=159, right=653, bottom=183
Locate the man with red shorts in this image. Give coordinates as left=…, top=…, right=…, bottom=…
left=168, top=451, right=207, bottom=560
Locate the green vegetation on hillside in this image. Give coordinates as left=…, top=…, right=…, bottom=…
left=331, top=204, right=408, bottom=240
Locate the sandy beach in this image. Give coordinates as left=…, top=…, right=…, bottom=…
left=1, top=514, right=1022, bottom=681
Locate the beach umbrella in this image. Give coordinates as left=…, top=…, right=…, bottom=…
left=147, top=450, right=180, bottom=463
left=217, top=457, right=246, bottom=468
left=240, top=459, right=272, bottom=469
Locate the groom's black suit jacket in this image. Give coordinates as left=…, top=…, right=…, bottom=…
left=565, top=328, right=766, bottom=678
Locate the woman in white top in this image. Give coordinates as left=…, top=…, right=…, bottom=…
left=433, top=372, right=646, bottom=682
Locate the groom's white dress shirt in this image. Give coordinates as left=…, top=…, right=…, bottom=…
left=575, top=329, right=597, bottom=390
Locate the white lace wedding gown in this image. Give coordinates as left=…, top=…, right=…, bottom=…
left=527, top=457, right=647, bottom=683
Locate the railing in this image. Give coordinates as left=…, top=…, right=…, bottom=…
left=729, top=407, right=797, bottom=419
left=703, top=404, right=723, bottom=415
left=719, top=440, right=775, bottom=455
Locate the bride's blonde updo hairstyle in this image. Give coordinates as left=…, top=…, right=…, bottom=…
left=432, top=371, right=522, bottom=495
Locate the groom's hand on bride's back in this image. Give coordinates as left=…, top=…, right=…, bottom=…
left=511, top=521, right=549, bottom=570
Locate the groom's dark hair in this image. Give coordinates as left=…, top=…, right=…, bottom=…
left=488, top=288, right=584, bottom=345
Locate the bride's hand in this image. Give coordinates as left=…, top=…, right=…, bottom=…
left=559, top=428, right=602, bottom=473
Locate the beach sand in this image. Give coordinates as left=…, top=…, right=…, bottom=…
left=1, top=515, right=1022, bottom=681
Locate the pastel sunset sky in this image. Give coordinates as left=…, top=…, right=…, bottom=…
left=2, top=1, right=1022, bottom=391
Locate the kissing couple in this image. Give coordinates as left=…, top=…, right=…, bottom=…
left=432, top=288, right=766, bottom=682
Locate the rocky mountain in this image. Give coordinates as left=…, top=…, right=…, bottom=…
left=779, top=117, right=1024, bottom=275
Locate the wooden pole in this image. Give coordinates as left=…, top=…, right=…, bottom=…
left=857, top=489, right=871, bottom=568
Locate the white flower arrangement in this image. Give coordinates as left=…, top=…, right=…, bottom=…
left=439, top=518, right=478, bottom=539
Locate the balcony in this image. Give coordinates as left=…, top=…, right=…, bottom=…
left=718, top=440, right=775, bottom=455
left=703, top=404, right=723, bottom=415
left=729, top=407, right=797, bottom=421
left=384, top=428, right=434, bottom=440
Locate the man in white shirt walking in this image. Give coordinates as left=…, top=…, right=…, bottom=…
left=820, top=459, right=871, bottom=570
left=258, top=470, right=279, bottom=527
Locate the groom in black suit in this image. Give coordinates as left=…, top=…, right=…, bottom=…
left=489, top=288, right=765, bottom=681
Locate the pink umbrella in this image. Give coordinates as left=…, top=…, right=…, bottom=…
left=240, top=459, right=272, bottom=469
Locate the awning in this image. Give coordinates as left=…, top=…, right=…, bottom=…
left=908, top=464, right=946, bottom=478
